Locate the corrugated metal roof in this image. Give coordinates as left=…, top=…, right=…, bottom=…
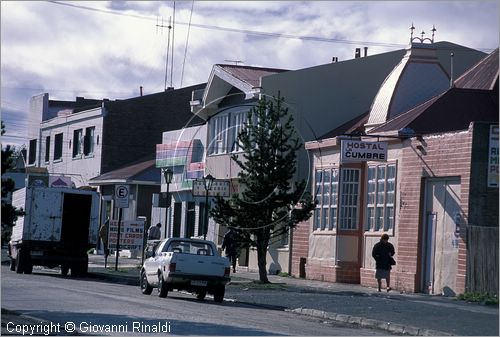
left=216, top=64, right=288, bottom=87
left=368, top=88, right=498, bottom=135
left=454, top=48, right=499, bottom=90
left=367, top=43, right=450, bottom=127
left=366, top=57, right=408, bottom=126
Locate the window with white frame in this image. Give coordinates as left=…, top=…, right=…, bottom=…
left=54, top=133, right=63, bottom=161
left=209, top=114, right=229, bottom=155
left=83, top=126, right=95, bottom=156
left=313, top=168, right=339, bottom=231
left=28, top=139, right=37, bottom=165
left=365, top=163, right=396, bottom=231
left=209, top=110, right=250, bottom=155
left=45, top=136, right=50, bottom=163
left=339, top=168, right=360, bottom=230
left=231, top=111, right=247, bottom=152
left=72, top=129, right=83, bottom=158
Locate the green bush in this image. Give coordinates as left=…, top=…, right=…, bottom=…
left=456, top=292, right=499, bottom=305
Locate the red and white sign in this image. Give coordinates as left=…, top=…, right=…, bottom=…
left=108, top=220, right=145, bottom=251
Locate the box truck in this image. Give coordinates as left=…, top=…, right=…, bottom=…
left=8, top=186, right=100, bottom=276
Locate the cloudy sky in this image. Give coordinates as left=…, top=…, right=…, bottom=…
left=1, top=0, right=498, bottom=147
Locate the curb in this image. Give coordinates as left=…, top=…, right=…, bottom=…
left=91, top=270, right=453, bottom=336
left=286, top=308, right=453, bottom=336
left=87, top=271, right=139, bottom=286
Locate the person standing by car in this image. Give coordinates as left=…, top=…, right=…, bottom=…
left=372, top=233, right=395, bottom=292
left=222, top=227, right=238, bottom=273
left=148, top=222, right=162, bottom=240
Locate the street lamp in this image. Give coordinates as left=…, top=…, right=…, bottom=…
left=202, top=174, right=215, bottom=240
left=163, top=168, right=173, bottom=239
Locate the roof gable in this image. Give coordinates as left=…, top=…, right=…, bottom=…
left=197, top=64, right=287, bottom=119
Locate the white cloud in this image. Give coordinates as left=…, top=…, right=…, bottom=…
left=1, top=0, right=498, bottom=146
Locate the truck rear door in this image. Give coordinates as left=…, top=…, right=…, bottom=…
left=29, top=188, right=64, bottom=241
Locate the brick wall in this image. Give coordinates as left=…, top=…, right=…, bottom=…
left=397, top=130, right=473, bottom=293
left=295, top=126, right=488, bottom=293
left=290, top=219, right=310, bottom=278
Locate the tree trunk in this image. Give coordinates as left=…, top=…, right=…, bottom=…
left=256, top=232, right=270, bottom=283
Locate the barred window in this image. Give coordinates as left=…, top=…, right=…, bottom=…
left=365, top=164, right=396, bottom=231
left=313, top=168, right=339, bottom=231
left=339, top=169, right=360, bottom=230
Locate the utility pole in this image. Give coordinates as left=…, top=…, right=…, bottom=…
left=157, top=17, right=173, bottom=91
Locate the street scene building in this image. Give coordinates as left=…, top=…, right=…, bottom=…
left=10, top=36, right=498, bottom=295
left=295, top=45, right=498, bottom=295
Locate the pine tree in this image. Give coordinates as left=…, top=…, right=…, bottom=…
left=1, top=121, right=20, bottom=245
left=211, top=94, right=315, bottom=283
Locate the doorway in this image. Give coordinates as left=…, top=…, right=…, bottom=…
left=422, top=178, right=461, bottom=295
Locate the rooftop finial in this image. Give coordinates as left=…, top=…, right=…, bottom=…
left=410, top=24, right=436, bottom=44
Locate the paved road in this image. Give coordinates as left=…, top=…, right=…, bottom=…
left=1, top=266, right=385, bottom=336
left=84, top=253, right=500, bottom=336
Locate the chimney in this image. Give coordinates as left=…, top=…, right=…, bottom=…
left=355, top=48, right=361, bottom=58
left=332, top=57, right=338, bottom=63
left=364, top=47, right=368, bottom=57
left=140, top=86, right=143, bottom=96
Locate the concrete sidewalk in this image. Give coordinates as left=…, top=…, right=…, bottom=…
left=85, top=253, right=499, bottom=336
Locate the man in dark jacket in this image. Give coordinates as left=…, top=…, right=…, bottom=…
left=222, top=227, right=238, bottom=273
left=372, top=233, right=395, bottom=292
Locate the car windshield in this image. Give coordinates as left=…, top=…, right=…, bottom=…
left=163, top=240, right=214, bottom=256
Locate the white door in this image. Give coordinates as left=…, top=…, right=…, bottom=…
left=30, top=189, right=63, bottom=241
left=422, top=178, right=461, bottom=295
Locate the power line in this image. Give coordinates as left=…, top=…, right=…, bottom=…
left=180, top=0, right=195, bottom=87
left=46, top=1, right=497, bottom=52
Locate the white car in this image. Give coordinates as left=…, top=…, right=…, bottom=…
left=140, top=238, right=231, bottom=302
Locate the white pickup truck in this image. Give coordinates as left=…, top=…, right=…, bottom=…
left=140, top=238, right=231, bottom=302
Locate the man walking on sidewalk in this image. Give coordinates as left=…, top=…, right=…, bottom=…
left=222, top=227, right=238, bottom=273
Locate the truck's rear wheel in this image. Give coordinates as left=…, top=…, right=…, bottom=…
left=15, top=248, right=26, bottom=274
left=213, top=286, right=225, bottom=303
left=71, top=256, right=88, bottom=277
left=158, top=274, right=168, bottom=298
left=61, top=264, right=69, bottom=276
left=196, top=291, right=207, bottom=300
left=24, top=261, right=33, bottom=274
left=140, top=271, right=153, bottom=295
